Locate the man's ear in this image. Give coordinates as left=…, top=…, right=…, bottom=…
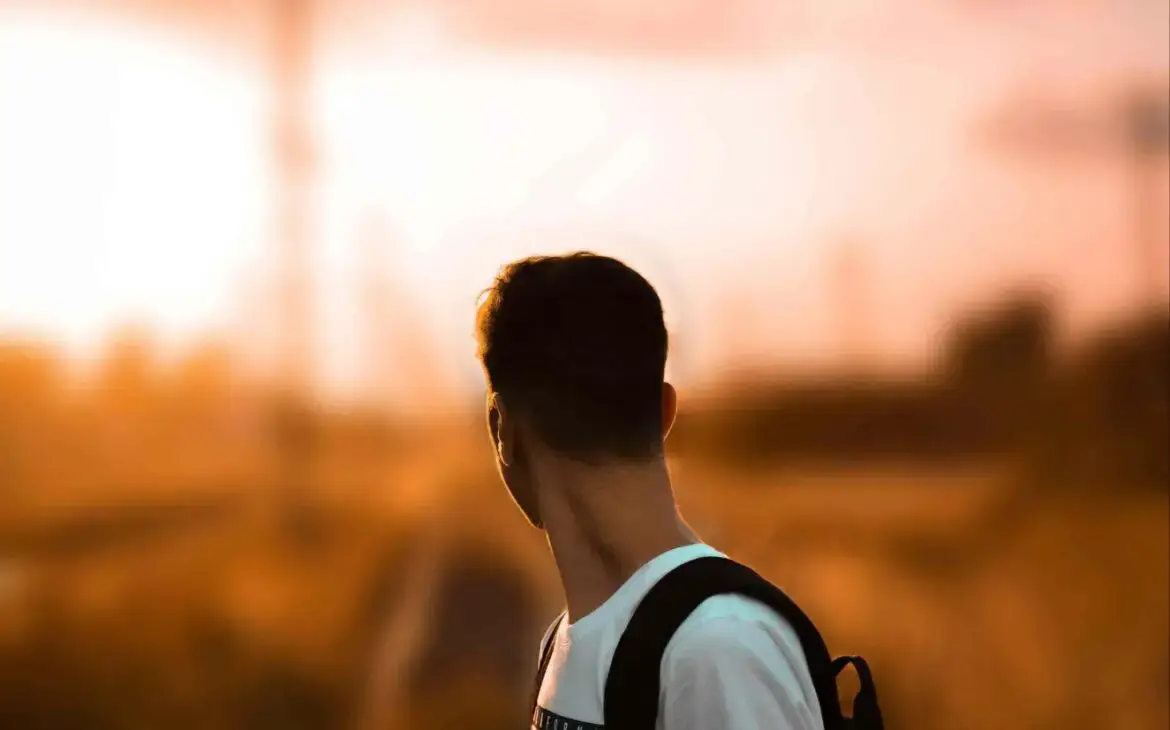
left=488, top=393, right=515, bottom=465
left=661, top=382, right=678, bottom=440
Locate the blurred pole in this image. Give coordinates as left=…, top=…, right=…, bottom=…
left=831, top=237, right=874, bottom=371
left=359, top=213, right=396, bottom=413
left=272, top=0, right=317, bottom=537
left=1123, top=93, right=1170, bottom=308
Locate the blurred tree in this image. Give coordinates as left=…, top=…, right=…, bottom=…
left=944, top=293, right=1054, bottom=398
left=943, top=292, right=1056, bottom=459
left=0, top=341, right=61, bottom=407
left=172, top=339, right=235, bottom=405
left=0, top=342, right=65, bottom=504
left=1074, top=312, right=1169, bottom=489
left=94, top=325, right=157, bottom=415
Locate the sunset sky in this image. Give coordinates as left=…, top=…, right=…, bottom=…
left=0, top=0, right=1166, bottom=402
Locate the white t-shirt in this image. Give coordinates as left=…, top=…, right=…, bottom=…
left=533, top=543, right=824, bottom=730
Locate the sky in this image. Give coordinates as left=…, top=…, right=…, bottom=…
left=0, top=0, right=1166, bottom=403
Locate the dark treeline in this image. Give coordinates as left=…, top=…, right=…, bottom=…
left=673, top=295, right=1168, bottom=489
left=1, top=295, right=1165, bottom=508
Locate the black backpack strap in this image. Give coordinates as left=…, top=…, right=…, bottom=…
left=529, top=611, right=565, bottom=722
left=602, top=556, right=847, bottom=730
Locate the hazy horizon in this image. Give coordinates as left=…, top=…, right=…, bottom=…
left=0, top=0, right=1166, bottom=405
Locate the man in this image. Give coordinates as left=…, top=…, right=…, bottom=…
left=475, top=252, right=824, bottom=729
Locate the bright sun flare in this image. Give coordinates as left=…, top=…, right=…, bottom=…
left=0, top=14, right=273, bottom=352
left=0, top=12, right=655, bottom=351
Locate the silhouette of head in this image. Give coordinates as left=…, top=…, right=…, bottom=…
left=475, top=252, right=676, bottom=528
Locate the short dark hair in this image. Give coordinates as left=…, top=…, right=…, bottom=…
left=476, top=252, right=668, bottom=461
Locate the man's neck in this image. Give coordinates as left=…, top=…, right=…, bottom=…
left=535, top=456, right=697, bottom=624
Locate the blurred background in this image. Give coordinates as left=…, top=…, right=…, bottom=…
left=0, top=1, right=1167, bottom=728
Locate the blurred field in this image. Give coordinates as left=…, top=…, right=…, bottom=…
left=1, top=451, right=1165, bottom=729
left=676, top=466, right=1169, bottom=730
left=1, top=303, right=1167, bottom=730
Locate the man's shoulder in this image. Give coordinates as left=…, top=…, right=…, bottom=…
left=662, top=593, right=811, bottom=677
left=658, top=593, right=825, bottom=729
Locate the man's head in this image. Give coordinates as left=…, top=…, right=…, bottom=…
left=475, top=252, right=676, bottom=527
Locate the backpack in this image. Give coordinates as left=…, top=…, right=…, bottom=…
left=530, top=556, right=883, bottom=730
